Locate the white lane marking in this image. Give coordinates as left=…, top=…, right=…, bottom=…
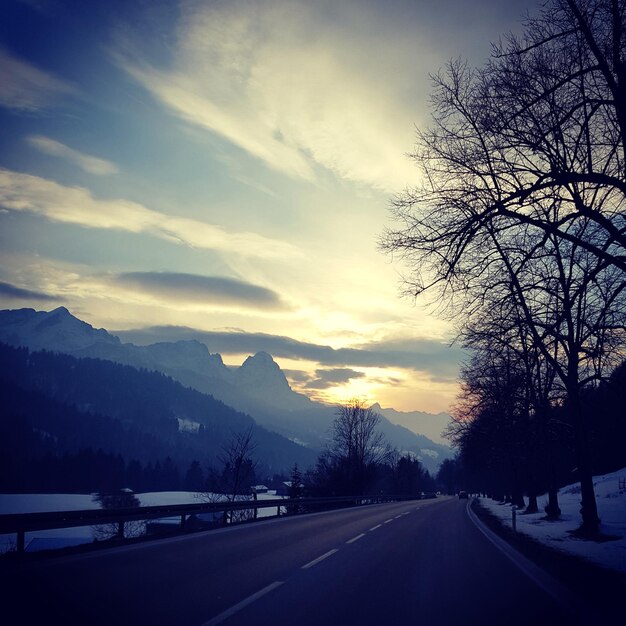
left=394, top=515, right=402, bottom=519
left=369, top=524, right=382, bottom=531
left=301, top=548, right=339, bottom=569
left=201, top=581, right=284, bottom=626
left=346, top=533, right=366, bottom=544
left=383, top=519, right=393, bottom=524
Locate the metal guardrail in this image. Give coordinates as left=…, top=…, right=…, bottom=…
left=0, top=494, right=420, bottom=555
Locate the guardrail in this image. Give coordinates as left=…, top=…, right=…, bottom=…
left=0, top=494, right=421, bottom=555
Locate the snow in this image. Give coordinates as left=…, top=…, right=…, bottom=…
left=176, top=418, right=201, bottom=433
left=478, top=467, right=626, bottom=574
left=0, top=490, right=287, bottom=554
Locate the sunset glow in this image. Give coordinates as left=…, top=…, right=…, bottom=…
left=0, top=0, right=538, bottom=414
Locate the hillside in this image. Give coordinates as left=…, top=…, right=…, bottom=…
left=0, top=307, right=453, bottom=473
left=0, top=342, right=316, bottom=492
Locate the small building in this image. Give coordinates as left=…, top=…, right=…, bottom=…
left=251, top=485, right=269, bottom=494
left=276, top=481, right=304, bottom=497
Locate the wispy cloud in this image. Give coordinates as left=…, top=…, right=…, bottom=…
left=27, top=135, right=119, bottom=176
left=115, top=0, right=418, bottom=191
left=0, top=47, right=78, bottom=112
left=0, top=168, right=301, bottom=259
left=0, top=280, right=60, bottom=302
left=304, top=367, right=365, bottom=389
left=114, top=271, right=287, bottom=310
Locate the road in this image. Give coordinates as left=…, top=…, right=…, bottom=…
left=1, top=497, right=586, bottom=626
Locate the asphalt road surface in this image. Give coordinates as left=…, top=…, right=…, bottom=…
left=1, top=497, right=587, bottom=626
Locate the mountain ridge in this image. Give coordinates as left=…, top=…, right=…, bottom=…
left=0, top=307, right=453, bottom=472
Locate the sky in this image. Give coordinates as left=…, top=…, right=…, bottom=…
left=0, top=0, right=539, bottom=413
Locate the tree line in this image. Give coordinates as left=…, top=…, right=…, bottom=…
left=382, top=0, right=626, bottom=534
left=302, top=400, right=437, bottom=498
left=0, top=341, right=316, bottom=493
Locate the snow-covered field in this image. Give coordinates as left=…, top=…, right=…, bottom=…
left=0, top=491, right=286, bottom=554
left=479, top=467, right=626, bottom=574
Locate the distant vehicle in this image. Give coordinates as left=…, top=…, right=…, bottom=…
left=458, top=491, right=468, bottom=499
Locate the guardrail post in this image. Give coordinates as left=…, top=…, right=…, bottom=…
left=180, top=514, right=186, bottom=530
left=17, top=529, right=25, bottom=555
left=117, top=520, right=125, bottom=539
left=512, top=507, right=517, bottom=532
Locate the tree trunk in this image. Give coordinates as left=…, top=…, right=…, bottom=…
left=525, top=471, right=539, bottom=513
left=544, top=488, right=561, bottom=519
left=512, top=492, right=525, bottom=509
left=570, top=387, right=600, bottom=534
left=525, top=492, right=538, bottom=514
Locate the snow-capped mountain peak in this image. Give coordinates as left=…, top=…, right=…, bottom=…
left=0, top=307, right=120, bottom=352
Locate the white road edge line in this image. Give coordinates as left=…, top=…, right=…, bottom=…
left=383, top=519, right=393, bottom=524
left=465, top=500, right=598, bottom=626
left=394, top=515, right=402, bottom=519
left=201, top=581, right=284, bottom=626
left=301, top=548, right=339, bottom=569
left=346, top=533, right=366, bottom=544
left=369, top=524, right=382, bottom=531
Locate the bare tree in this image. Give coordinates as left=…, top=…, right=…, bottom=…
left=203, top=427, right=258, bottom=524
left=383, top=0, right=626, bottom=534
left=383, top=1, right=626, bottom=281
left=218, top=427, right=258, bottom=502
left=328, top=399, right=392, bottom=495
left=92, top=489, right=144, bottom=541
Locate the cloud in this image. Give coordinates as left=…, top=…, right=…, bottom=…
left=304, top=367, right=365, bottom=389
left=282, top=369, right=313, bottom=384
left=0, top=47, right=78, bottom=112
left=0, top=168, right=301, bottom=259
left=0, top=280, right=60, bottom=302
left=114, top=271, right=287, bottom=310
left=114, top=325, right=464, bottom=379
left=27, top=135, right=119, bottom=176
left=115, top=0, right=418, bottom=191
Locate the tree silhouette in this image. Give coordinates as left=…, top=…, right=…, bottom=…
left=383, top=0, right=626, bottom=533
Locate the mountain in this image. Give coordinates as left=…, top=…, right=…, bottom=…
left=0, top=306, right=120, bottom=352
left=0, top=307, right=453, bottom=472
left=235, top=352, right=312, bottom=411
left=0, top=342, right=317, bottom=478
left=370, top=403, right=452, bottom=446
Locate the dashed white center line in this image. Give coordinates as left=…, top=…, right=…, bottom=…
left=383, top=519, right=393, bottom=524
left=369, top=524, right=382, bottom=531
left=394, top=515, right=402, bottom=519
left=201, top=581, right=285, bottom=626
left=301, top=548, right=339, bottom=569
left=346, top=533, right=366, bottom=544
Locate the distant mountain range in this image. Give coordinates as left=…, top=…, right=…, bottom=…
left=0, top=307, right=453, bottom=473
left=370, top=404, right=451, bottom=446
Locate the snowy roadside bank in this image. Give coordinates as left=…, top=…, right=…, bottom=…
left=477, top=467, right=626, bottom=574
